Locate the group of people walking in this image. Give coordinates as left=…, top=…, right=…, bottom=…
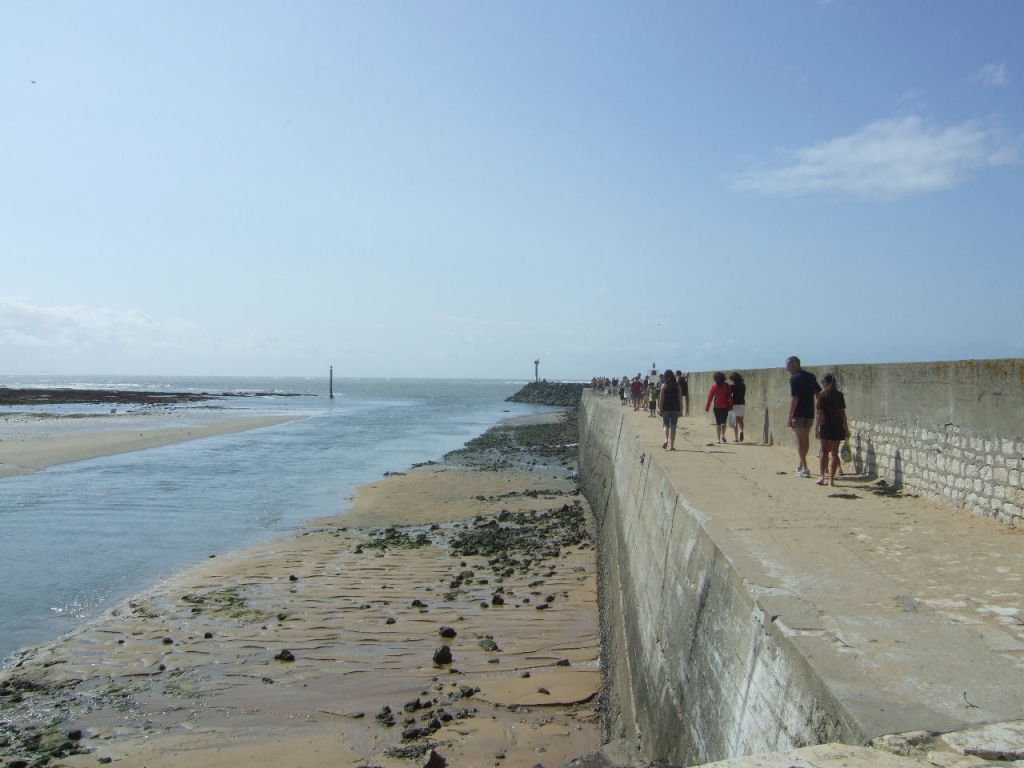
left=704, top=357, right=849, bottom=485
left=593, top=355, right=851, bottom=488
left=593, top=360, right=847, bottom=489
left=591, top=368, right=692, bottom=451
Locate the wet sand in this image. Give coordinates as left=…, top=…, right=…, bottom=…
left=0, top=412, right=599, bottom=767
left=0, top=411, right=302, bottom=477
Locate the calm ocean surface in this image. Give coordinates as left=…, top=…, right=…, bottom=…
left=0, top=375, right=556, bottom=665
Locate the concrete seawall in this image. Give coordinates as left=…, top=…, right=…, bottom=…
left=578, top=375, right=1024, bottom=767
left=581, top=394, right=846, bottom=765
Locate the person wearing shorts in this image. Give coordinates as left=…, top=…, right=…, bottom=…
left=728, top=372, right=746, bottom=442
left=704, top=371, right=733, bottom=443
left=658, top=369, right=682, bottom=450
left=815, top=373, right=849, bottom=486
left=786, top=356, right=821, bottom=478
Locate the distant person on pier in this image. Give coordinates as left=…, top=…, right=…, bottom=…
left=676, top=370, right=689, bottom=416
left=815, top=373, right=849, bottom=486
left=704, top=372, right=733, bottom=443
left=630, top=374, right=644, bottom=411
left=658, top=369, right=682, bottom=450
left=728, top=372, right=746, bottom=442
left=786, top=356, right=821, bottom=478
left=647, top=374, right=660, bottom=417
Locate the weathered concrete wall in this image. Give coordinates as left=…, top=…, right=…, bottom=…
left=580, top=394, right=851, bottom=766
left=581, top=359, right=1024, bottom=765
left=687, top=359, right=1024, bottom=526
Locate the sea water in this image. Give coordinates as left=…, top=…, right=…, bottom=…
left=0, top=376, right=556, bottom=664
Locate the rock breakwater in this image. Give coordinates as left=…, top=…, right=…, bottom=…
left=505, top=381, right=586, bottom=407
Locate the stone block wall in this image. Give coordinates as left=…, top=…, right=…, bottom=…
left=686, top=359, right=1024, bottom=526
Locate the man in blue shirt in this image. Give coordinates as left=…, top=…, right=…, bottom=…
left=785, top=356, right=821, bottom=478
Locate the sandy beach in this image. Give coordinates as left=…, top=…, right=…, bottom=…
left=0, top=409, right=600, bottom=767
left=0, top=410, right=303, bottom=477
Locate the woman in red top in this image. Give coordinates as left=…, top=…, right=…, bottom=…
left=704, top=371, right=733, bottom=444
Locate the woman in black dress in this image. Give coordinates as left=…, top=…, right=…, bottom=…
left=815, top=373, right=849, bottom=486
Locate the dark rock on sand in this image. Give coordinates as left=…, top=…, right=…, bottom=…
left=432, top=645, right=453, bottom=665
left=403, top=697, right=423, bottom=713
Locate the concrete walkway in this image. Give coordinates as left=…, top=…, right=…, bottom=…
left=604, top=396, right=1024, bottom=764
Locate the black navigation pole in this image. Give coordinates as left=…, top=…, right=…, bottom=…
left=329, top=366, right=334, bottom=399
left=534, top=359, right=540, bottom=382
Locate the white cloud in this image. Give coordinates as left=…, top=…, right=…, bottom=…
left=975, top=63, right=1010, bottom=87
left=731, top=116, right=1020, bottom=201
left=0, top=297, right=165, bottom=351
left=0, top=297, right=345, bottom=374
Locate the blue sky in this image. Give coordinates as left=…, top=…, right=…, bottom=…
left=2, top=1, right=1022, bottom=380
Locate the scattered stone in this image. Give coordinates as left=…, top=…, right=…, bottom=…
left=289, top=574, right=298, bottom=581
left=478, top=638, right=500, bottom=652
left=555, top=659, right=570, bottom=666
left=386, top=617, right=397, bottom=624
left=384, top=743, right=439, bottom=760
left=404, top=697, right=423, bottom=713
left=538, top=687, right=550, bottom=695
left=433, top=645, right=453, bottom=665
left=273, top=650, right=295, bottom=662
left=375, top=705, right=396, bottom=727
left=439, top=626, right=457, bottom=638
